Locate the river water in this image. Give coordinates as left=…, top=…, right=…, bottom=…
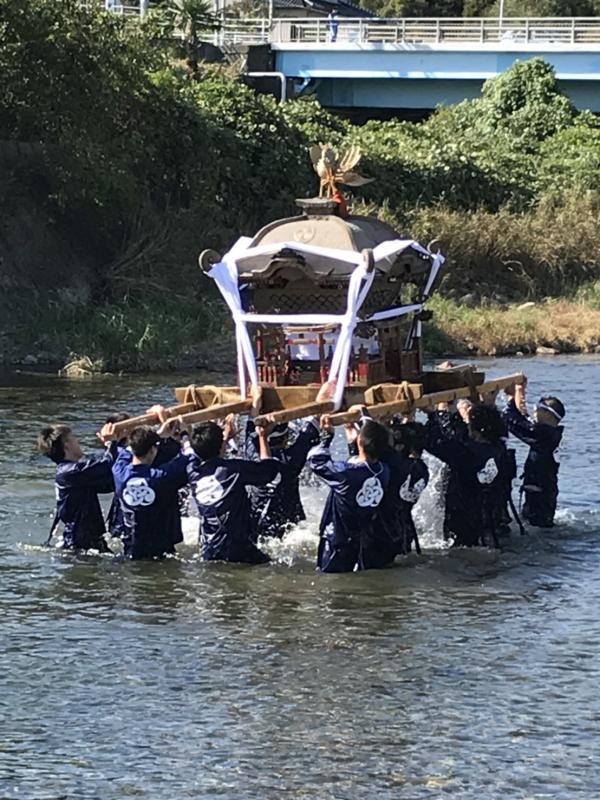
left=1, top=356, right=599, bottom=799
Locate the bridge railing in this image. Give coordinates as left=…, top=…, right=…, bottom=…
left=79, top=0, right=148, bottom=16
left=218, top=18, right=272, bottom=44
left=216, top=17, right=600, bottom=46
left=78, top=6, right=600, bottom=46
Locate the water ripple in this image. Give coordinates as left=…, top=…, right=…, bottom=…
left=1, top=357, right=599, bottom=798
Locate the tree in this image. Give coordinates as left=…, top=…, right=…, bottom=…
left=360, top=0, right=464, bottom=17
left=462, top=0, right=494, bottom=14
left=360, top=0, right=600, bottom=15
left=496, top=0, right=600, bottom=14
left=159, top=0, right=219, bottom=75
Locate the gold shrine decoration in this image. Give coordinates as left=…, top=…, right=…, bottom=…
left=309, top=143, right=373, bottom=198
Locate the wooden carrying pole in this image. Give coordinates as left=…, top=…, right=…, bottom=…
left=255, top=400, right=335, bottom=426
left=329, top=373, right=525, bottom=426
left=111, top=402, right=198, bottom=437
left=177, top=399, right=253, bottom=426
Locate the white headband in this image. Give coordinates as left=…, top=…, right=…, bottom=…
left=536, top=402, right=564, bottom=421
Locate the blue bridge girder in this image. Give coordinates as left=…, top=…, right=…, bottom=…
left=275, top=41, right=600, bottom=110
left=220, top=17, right=600, bottom=111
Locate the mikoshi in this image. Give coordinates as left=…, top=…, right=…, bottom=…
left=109, top=145, right=522, bottom=439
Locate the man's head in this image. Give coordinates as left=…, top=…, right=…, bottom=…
left=534, top=396, right=565, bottom=427
left=390, top=419, right=425, bottom=456
left=129, top=425, right=160, bottom=465
left=357, top=419, right=389, bottom=463
left=468, top=405, right=505, bottom=445
left=37, top=425, right=83, bottom=463
left=191, top=422, right=224, bottom=461
left=393, top=421, right=426, bottom=457
left=389, top=416, right=406, bottom=452
left=268, top=422, right=289, bottom=451
left=456, top=398, right=473, bottom=424
left=106, top=412, right=130, bottom=445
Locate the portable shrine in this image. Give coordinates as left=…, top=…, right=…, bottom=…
left=110, top=146, right=522, bottom=437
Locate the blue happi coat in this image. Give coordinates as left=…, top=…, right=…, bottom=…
left=425, top=413, right=503, bottom=547
left=187, top=456, right=281, bottom=563
left=245, top=418, right=320, bottom=538
left=308, top=437, right=390, bottom=573
left=503, top=399, right=563, bottom=527
left=53, top=444, right=117, bottom=551
left=380, top=447, right=429, bottom=556
left=106, top=437, right=181, bottom=540
left=112, top=446, right=190, bottom=559
left=433, top=410, right=469, bottom=541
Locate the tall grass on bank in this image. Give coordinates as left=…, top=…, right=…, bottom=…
left=425, top=288, right=600, bottom=356
left=0, top=293, right=228, bottom=371
left=6, top=283, right=599, bottom=370
left=356, top=190, right=600, bottom=301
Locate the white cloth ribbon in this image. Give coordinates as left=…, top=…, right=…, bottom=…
left=366, top=303, right=423, bottom=322
left=229, top=237, right=429, bottom=272
left=208, top=259, right=258, bottom=396
left=208, top=239, right=442, bottom=407
left=424, top=252, right=445, bottom=299
left=327, top=261, right=375, bottom=408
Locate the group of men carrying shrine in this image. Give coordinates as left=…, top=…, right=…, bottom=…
left=38, top=376, right=565, bottom=572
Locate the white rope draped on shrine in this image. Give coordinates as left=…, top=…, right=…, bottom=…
left=208, top=258, right=259, bottom=395
left=327, top=261, right=374, bottom=409
left=208, top=238, right=445, bottom=409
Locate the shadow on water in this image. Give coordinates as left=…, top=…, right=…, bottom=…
left=1, top=356, right=600, bottom=799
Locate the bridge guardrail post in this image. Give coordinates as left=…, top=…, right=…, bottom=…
left=571, top=18, right=576, bottom=44
left=359, top=18, right=364, bottom=43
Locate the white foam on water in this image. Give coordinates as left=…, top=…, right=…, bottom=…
left=182, top=514, right=200, bottom=546
left=413, top=454, right=449, bottom=551
left=19, top=540, right=119, bottom=559
left=260, top=521, right=320, bottom=566
left=554, top=507, right=579, bottom=525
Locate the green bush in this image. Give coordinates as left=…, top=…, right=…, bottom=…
left=3, top=0, right=600, bottom=368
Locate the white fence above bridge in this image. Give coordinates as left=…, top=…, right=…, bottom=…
left=82, top=6, right=600, bottom=49
left=216, top=16, right=600, bottom=47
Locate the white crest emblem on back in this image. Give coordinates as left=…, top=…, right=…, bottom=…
left=195, top=475, right=225, bottom=505
left=399, top=475, right=427, bottom=504
left=356, top=476, right=384, bottom=508
left=123, top=477, right=156, bottom=507
left=266, top=472, right=282, bottom=492
left=553, top=447, right=561, bottom=464
left=477, top=458, right=499, bottom=485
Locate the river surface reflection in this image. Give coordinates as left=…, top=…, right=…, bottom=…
left=1, top=356, right=599, bottom=799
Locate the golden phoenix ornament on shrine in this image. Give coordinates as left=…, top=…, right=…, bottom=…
left=309, top=143, right=373, bottom=198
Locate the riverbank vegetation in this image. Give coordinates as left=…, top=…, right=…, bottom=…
left=3, top=0, right=600, bottom=370
left=358, top=1, right=600, bottom=20
left=425, top=289, right=600, bottom=357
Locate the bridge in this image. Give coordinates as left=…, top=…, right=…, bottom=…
left=214, top=17, right=600, bottom=112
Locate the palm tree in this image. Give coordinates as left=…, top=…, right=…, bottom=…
left=161, top=0, right=220, bottom=75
